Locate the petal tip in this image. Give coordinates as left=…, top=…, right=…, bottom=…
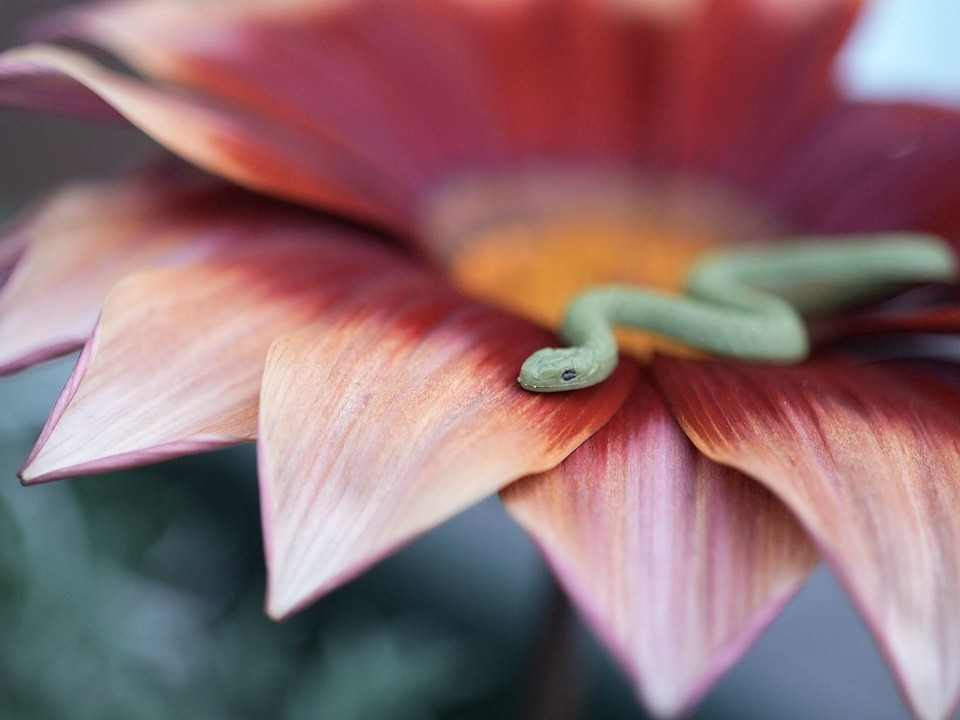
left=20, top=437, right=246, bottom=485
left=264, top=569, right=338, bottom=622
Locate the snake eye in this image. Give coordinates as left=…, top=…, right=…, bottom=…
left=561, top=369, right=577, bottom=382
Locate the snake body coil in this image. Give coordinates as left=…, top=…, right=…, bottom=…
left=518, top=234, right=958, bottom=392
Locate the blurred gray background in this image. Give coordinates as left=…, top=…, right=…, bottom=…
left=0, top=0, right=155, bottom=204
left=2, top=1, right=960, bottom=719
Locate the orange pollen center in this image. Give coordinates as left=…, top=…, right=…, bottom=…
left=422, top=168, right=783, bottom=359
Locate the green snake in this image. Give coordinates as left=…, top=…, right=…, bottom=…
left=517, top=233, right=958, bottom=392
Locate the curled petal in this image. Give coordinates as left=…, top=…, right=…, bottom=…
left=45, top=0, right=499, bottom=184
left=22, top=0, right=863, bottom=248
left=653, top=357, right=960, bottom=720
left=258, top=290, right=635, bottom=619
left=0, top=44, right=413, bottom=233
left=502, top=370, right=817, bottom=717
left=0, top=52, right=125, bottom=121
left=19, top=233, right=414, bottom=484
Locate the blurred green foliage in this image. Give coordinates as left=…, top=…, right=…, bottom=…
left=0, top=441, right=500, bottom=720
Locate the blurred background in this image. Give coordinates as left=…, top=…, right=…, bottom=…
left=1, top=1, right=960, bottom=718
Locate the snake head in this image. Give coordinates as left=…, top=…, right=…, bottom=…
left=517, top=346, right=606, bottom=392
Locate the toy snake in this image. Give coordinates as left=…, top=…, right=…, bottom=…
left=518, top=234, right=957, bottom=392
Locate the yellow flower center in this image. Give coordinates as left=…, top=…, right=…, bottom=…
left=422, top=167, right=782, bottom=359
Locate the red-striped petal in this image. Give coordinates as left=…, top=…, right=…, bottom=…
left=0, top=44, right=413, bottom=233
left=24, top=0, right=864, bottom=250
left=0, top=168, right=240, bottom=374
left=258, top=289, right=635, bottom=619
left=653, top=357, right=960, bottom=720
left=655, top=0, right=863, bottom=179
left=19, top=231, right=416, bottom=483
left=502, top=369, right=817, bottom=717
left=811, top=291, right=960, bottom=347
left=48, top=0, right=499, bottom=186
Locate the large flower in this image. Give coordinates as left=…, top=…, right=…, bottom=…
left=2, top=0, right=960, bottom=717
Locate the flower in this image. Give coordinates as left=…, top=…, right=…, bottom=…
left=1, top=0, right=960, bottom=717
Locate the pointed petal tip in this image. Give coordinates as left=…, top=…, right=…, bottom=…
left=504, top=371, right=817, bottom=718
left=643, top=579, right=808, bottom=719
left=264, top=574, right=333, bottom=622
left=19, top=437, right=245, bottom=485
left=263, top=524, right=421, bottom=622
left=264, top=581, right=338, bottom=623
left=264, top=594, right=296, bottom=623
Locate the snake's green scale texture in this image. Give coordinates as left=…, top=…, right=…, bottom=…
left=518, top=234, right=958, bottom=392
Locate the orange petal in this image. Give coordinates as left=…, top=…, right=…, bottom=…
left=502, top=369, right=817, bottom=717
left=258, top=289, right=635, bottom=619
left=19, top=232, right=414, bottom=484
left=0, top=168, right=232, bottom=374
left=653, top=357, right=960, bottom=720
left=0, top=44, right=412, bottom=233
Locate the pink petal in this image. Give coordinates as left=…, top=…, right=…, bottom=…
left=0, top=168, right=232, bottom=374
left=653, top=357, right=960, bottom=720
left=257, top=290, right=636, bottom=619
left=39, top=0, right=663, bottom=166
left=0, top=44, right=413, bottom=233
left=0, top=213, right=28, bottom=277
left=19, top=231, right=416, bottom=484
left=46, top=0, right=498, bottom=187
left=765, top=103, right=960, bottom=249
left=0, top=51, right=125, bottom=121
left=502, top=369, right=817, bottom=717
